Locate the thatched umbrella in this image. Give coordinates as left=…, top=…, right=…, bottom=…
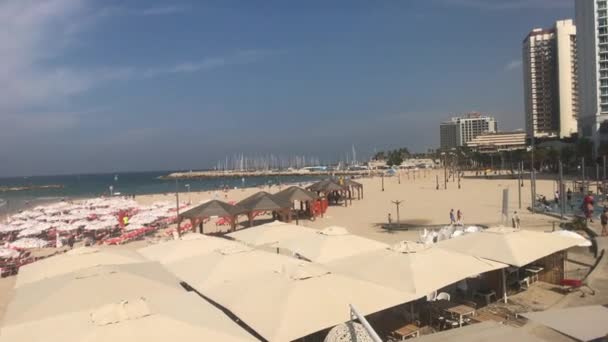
left=180, top=200, right=246, bottom=233
left=273, top=186, right=319, bottom=224
left=341, top=178, right=364, bottom=200
left=236, top=192, right=291, bottom=226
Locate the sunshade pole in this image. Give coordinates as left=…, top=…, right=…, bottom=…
left=349, top=304, right=383, bottom=342
left=502, top=268, right=508, bottom=304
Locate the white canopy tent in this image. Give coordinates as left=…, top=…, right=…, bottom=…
left=15, top=247, right=147, bottom=288
left=138, top=233, right=244, bottom=265
left=435, top=227, right=583, bottom=267
left=201, top=263, right=419, bottom=341
left=227, top=221, right=319, bottom=246
left=325, top=241, right=507, bottom=296
left=0, top=262, right=255, bottom=342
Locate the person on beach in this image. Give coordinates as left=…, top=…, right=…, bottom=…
left=601, top=207, right=608, bottom=237
left=449, top=209, right=456, bottom=225
left=512, top=211, right=521, bottom=229
left=567, top=188, right=572, bottom=203
left=554, top=190, right=559, bottom=205
left=456, top=209, right=463, bottom=226
left=583, top=191, right=595, bottom=223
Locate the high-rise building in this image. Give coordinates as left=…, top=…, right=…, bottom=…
left=522, top=19, right=578, bottom=140
left=439, top=113, right=497, bottom=149
left=576, top=0, right=608, bottom=151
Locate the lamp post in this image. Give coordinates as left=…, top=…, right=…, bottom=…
left=185, top=184, right=191, bottom=204
left=391, top=200, right=403, bottom=229
left=381, top=172, right=385, bottom=192
left=175, top=179, right=181, bottom=237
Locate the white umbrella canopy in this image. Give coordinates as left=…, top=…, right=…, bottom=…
left=227, top=221, right=319, bottom=246
left=1, top=263, right=255, bottom=342
left=204, top=263, right=419, bottom=342
left=552, top=230, right=592, bottom=247
left=138, top=234, right=244, bottom=265
left=16, top=247, right=148, bottom=288
left=276, top=226, right=388, bottom=263
left=3, top=262, right=181, bottom=326
left=325, top=241, right=507, bottom=296
left=166, top=245, right=306, bottom=292
left=435, top=227, right=583, bottom=267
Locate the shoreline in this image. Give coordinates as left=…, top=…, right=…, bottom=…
left=161, top=170, right=375, bottom=179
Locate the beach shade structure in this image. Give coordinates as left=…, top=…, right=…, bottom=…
left=436, top=227, right=584, bottom=303
left=227, top=221, right=320, bottom=246
left=276, top=226, right=389, bottom=263
left=307, top=180, right=350, bottom=207
left=160, top=244, right=306, bottom=292
left=0, top=262, right=256, bottom=342
left=138, top=233, right=245, bottom=265
left=412, top=321, right=544, bottom=342
left=273, top=186, right=319, bottom=224
left=15, top=247, right=147, bottom=288
left=435, top=227, right=583, bottom=267
left=236, top=191, right=292, bottom=226
left=521, top=305, right=608, bottom=341
left=200, top=262, right=419, bottom=341
left=324, top=241, right=507, bottom=297
left=552, top=230, right=592, bottom=247
left=179, top=200, right=246, bottom=233
left=341, top=178, right=364, bottom=199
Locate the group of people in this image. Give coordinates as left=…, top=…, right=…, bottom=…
left=449, top=209, right=464, bottom=226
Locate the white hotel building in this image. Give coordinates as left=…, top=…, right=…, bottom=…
left=576, top=0, right=608, bottom=150
left=439, top=113, right=497, bottom=149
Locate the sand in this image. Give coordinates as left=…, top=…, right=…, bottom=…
left=0, top=170, right=572, bottom=324
left=134, top=169, right=562, bottom=244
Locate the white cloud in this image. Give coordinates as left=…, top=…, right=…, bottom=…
left=437, top=0, right=572, bottom=10
left=140, top=5, right=187, bottom=16
left=505, top=59, right=523, bottom=71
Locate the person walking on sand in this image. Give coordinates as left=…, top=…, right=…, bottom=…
left=512, top=211, right=521, bottom=229
left=456, top=209, right=463, bottom=226
left=449, top=209, right=456, bottom=225
left=602, top=207, right=608, bottom=237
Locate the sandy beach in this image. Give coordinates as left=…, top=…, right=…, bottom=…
left=135, top=169, right=561, bottom=244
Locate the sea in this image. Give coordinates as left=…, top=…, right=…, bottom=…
left=0, top=171, right=325, bottom=215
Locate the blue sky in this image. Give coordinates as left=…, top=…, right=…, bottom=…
left=0, top=0, right=573, bottom=176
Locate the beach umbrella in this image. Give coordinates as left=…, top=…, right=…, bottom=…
left=138, top=234, right=244, bottom=265
left=15, top=247, right=147, bottom=288
left=275, top=226, right=389, bottom=263
left=9, top=238, right=49, bottom=249
left=436, top=227, right=584, bottom=267
left=552, top=230, right=592, bottom=247
left=411, top=321, right=544, bottom=342
left=227, top=221, right=319, bottom=246
left=163, top=244, right=306, bottom=292
left=324, top=241, right=507, bottom=296
left=1, top=262, right=255, bottom=342
left=202, top=262, right=419, bottom=341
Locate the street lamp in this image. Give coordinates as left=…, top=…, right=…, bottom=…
left=185, top=184, right=191, bottom=204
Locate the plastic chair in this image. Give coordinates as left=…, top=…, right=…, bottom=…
left=436, top=292, right=451, bottom=301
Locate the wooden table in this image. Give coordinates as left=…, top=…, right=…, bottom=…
left=446, top=304, right=476, bottom=327
left=392, top=324, right=420, bottom=340
left=469, top=311, right=505, bottom=324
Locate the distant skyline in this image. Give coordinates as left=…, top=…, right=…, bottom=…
left=1, top=0, right=574, bottom=177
